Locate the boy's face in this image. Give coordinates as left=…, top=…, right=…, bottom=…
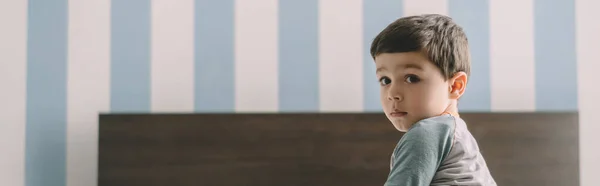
left=375, top=52, right=461, bottom=132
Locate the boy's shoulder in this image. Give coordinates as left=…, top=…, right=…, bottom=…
left=386, top=114, right=497, bottom=186
left=400, top=114, right=457, bottom=145
left=408, top=114, right=456, bottom=133
left=391, top=114, right=458, bottom=167
left=386, top=114, right=457, bottom=185
left=395, top=114, right=470, bottom=158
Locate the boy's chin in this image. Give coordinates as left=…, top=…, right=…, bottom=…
left=391, top=121, right=410, bottom=132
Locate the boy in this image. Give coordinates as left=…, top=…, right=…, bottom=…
left=371, top=14, right=497, bottom=185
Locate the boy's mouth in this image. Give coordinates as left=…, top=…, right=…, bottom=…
left=389, top=111, right=407, bottom=117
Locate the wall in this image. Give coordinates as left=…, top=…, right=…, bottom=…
left=0, top=0, right=598, bottom=186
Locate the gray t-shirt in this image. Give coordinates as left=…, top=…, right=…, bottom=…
left=384, top=114, right=497, bottom=186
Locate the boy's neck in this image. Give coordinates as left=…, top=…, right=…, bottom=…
left=441, top=100, right=460, bottom=117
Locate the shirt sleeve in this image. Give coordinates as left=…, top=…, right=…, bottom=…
left=384, top=117, right=455, bottom=186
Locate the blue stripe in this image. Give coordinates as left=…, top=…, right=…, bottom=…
left=534, top=0, right=577, bottom=111
left=278, top=0, right=319, bottom=112
left=194, top=0, right=235, bottom=112
left=26, top=0, right=68, bottom=185
left=363, top=0, right=403, bottom=112
left=110, top=0, right=151, bottom=112
left=449, top=0, right=491, bottom=112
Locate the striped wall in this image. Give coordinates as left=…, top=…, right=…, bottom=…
left=0, top=0, right=598, bottom=186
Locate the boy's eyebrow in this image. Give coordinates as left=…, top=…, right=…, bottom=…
left=376, top=63, right=423, bottom=73
left=403, top=63, right=423, bottom=70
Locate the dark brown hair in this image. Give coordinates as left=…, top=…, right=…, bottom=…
left=370, top=14, right=470, bottom=80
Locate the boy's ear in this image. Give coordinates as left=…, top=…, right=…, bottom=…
left=448, top=72, right=468, bottom=99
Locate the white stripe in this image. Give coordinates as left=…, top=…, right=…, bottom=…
left=234, top=0, right=279, bottom=112
left=66, top=0, right=110, bottom=186
left=576, top=1, right=600, bottom=185
left=0, top=0, right=27, bottom=185
left=150, top=0, right=195, bottom=112
left=403, top=0, right=448, bottom=16
left=318, top=0, right=364, bottom=112
left=489, top=0, right=536, bottom=111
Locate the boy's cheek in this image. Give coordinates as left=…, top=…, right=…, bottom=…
left=380, top=104, right=391, bottom=115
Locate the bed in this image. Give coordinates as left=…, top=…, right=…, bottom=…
left=98, top=112, right=578, bottom=186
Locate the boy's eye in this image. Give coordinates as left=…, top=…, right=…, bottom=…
left=405, top=74, right=421, bottom=83
left=379, top=77, right=391, bottom=86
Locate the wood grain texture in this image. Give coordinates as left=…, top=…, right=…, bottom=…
left=98, top=112, right=578, bottom=186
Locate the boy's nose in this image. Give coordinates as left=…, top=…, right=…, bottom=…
left=388, top=94, right=402, bottom=101
left=387, top=88, right=403, bottom=101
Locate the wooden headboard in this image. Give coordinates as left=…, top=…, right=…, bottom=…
left=98, top=112, right=578, bottom=186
